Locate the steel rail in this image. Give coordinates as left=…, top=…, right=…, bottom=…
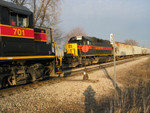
left=63, top=56, right=148, bottom=76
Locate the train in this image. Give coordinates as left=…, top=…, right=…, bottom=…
left=63, top=36, right=150, bottom=67
left=0, top=0, right=62, bottom=88
left=0, top=1, right=150, bottom=88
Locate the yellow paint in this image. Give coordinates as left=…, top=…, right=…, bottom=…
left=0, top=55, right=56, bottom=60
left=13, top=28, right=25, bottom=36
left=34, top=32, right=46, bottom=35
left=0, top=34, right=34, bottom=39
left=66, top=43, right=78, bottom=56
left=81, top=54, right=112, bottom=57
left=0, top=24, right=33, bottom=30
left=35, top=40, right=47, bottom=42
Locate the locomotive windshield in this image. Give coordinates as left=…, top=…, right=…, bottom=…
left=69, top=39, right=83, bottom=45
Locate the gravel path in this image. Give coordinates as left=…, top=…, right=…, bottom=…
left=0, top=56, right=149, bottom=113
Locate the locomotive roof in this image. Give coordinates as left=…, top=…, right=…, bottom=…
left=82, top=36, right=93, bottom=42
left=69, top=36, right=110, bottom=43
left=82, top=36, right=92, bottom=41
left=0, top=0, right=32, bottom=15
left=83, top=36, right=109, bottom=43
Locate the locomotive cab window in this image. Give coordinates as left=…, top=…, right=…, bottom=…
left=87, top=41, right=91, bottom=45
left=11, top=13, right=17, bottom=26
left=10, top=13, right=28, bottom=27
left=18, top=15, right=28, bottom=27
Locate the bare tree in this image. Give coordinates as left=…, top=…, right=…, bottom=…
left=124, top=40, right=139, bottom=46
left=10, top=0, right=27, bottom=5
left=7, top=0, right=62, bottom=28
left=65, top=27, right=87, bottom=43
left=53, top=28, right=64, bottom=43
left=31, top=0, right=62, bottom=28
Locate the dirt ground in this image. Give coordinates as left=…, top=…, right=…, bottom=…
left=0, top=56, right=150, bottom=113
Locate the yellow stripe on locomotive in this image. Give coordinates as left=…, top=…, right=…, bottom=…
left=66, top=43, right=78, bottom=56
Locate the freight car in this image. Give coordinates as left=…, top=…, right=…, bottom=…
left=142, top=48, right=150, bottom=55
left=64, top=36, right=150, bottom=67
left=115, top=42, right=143, bottom=58
left=115, top=42, right=150, bottom=58
left=0, top=1, right=61, bottom=88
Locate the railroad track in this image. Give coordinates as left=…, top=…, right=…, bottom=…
left=0, top=55, right=148, bottom=98
left=63, top=56, right=148, bottom=76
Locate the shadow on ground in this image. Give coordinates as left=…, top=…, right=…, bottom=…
left=82, top=66, right=150, bottom=113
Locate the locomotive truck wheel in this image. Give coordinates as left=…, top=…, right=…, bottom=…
left=1, top=77, right=9, bottom=88
left=28, top=64, right=45, bottom=82
left=48, top=61, right=55, bottom=77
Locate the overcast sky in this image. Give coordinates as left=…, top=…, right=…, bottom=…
left=59, top=0, right=150, bottom=47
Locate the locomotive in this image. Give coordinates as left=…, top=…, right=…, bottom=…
left=0, top=1, right=61, bottom=88
left=63, top=36, right=113, bottom=67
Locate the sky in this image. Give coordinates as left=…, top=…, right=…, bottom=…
left=59, top=0, right=150, bottom=47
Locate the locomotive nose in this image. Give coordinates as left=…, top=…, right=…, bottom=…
left=66, top=43, right=78, bottom=56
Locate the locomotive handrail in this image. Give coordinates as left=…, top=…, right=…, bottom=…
left=51, top=28, right=63, bottom=73
left=55, top=42, right=63, bottom=66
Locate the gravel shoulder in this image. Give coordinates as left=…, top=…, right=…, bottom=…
left=0, top=56, right=149, bottom=113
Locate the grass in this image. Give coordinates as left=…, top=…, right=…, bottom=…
left=109, top=57, right=150, bottom=113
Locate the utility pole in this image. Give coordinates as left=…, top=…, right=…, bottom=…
left=110, top=33, right=116, bottom=88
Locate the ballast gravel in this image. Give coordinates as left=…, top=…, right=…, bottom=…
left=0, top=57, right=149, bottom=113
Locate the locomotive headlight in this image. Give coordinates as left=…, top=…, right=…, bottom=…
left=76, top=36, right=82, bottom=40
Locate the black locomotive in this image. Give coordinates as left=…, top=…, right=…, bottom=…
left=64, top=36, right=113, bottom=67
left=0, top=1, right=59, bottom=88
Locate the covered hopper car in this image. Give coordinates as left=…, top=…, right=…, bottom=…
left=115, top=42, right=143, bottom=57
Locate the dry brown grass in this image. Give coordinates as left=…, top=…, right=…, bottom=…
left=92, top=57, right=150, bottom=113
left=110, top=57, right=150, bottom=113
